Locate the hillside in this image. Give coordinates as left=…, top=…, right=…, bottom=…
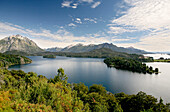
left=0, top=34, right=44, bottom=53
left=34, top=48, right=153, bottom=62
left=46, top=43, right=148, bottom=54
left=0, top=53, right=32, bottom=68
left=4, top=50, right=30, bottom=56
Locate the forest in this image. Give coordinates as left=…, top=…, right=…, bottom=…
left=4, top=48, right=154, bottom=62
left=104, top=57, right=159, bottom=74
left=0, top=68, right=169, bottom=112
left=0, top=53, right=32, bottom=68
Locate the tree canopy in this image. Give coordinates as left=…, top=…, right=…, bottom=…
left=0, top=68, right=169, bottom=112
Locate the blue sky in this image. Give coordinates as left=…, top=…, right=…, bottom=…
left=0, top=0, right=170, bottom=52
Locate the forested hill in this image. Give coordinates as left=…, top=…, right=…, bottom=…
left=0, top=68, right=169, bottom=111
left=0, top=53, right=32, bottom=68
left=31, top=48, right=153, bottom=62
left=104, top=57, right=159, bottom=74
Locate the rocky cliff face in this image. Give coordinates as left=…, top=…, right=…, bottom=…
left=0, top=34, right=44, bottom=53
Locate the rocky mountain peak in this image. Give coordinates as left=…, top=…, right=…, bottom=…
left=0, top=35, right=44, bottom=53
left=4, top=34, right=28, bottom=41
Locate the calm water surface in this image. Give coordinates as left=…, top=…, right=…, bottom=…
left=9, top=56, right=170, bottom=103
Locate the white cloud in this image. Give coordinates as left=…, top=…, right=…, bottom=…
left=33, top=39, right=62, bottom=48
left=91, top=1, right=101, bottom=8
left=75, top=18, right=82, bottom=24
left=115, top=30, right=170, bottom=52
left=0, top=21, right=110, bottom=48
left=84, top=18, right=97, bottom=23
left=0, top=22, right=26, bottom=33
left=112, top=0, right=170, bottom=31
left=108, top=0, right=170, bottom=52
left=61, top=1, right=72, bottom=8
left=72, top=3, right=78, bottom=8
left=68, top=23, right=77, bottom=27
left=108, top=26, right=137, bottom=34
left=112, top=38, right=135, bottom=42
left=135, top=31, right=170, bottom=52
left=79, top=0, right=93, bottom=3
left=61, top=0, right=101, bottom=9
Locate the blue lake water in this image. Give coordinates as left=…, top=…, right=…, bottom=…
left=9, top=56, right=170, bottom=103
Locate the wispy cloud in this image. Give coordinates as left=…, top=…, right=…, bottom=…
left=0, top=21, right=109, bottom=48
left=61, top=0, right=101, bottom=9
left=61, top=1, right=72, bottom=8
left=108, top=0, right=170, bottom=51
left=80, top=0, right=94, bottom=3
left=84, top=18, right=97, bottom=23
left=0, top=22, right=26, bottom=33
left=108, top=26, right=137, bottom=34
left=91, top=1, right=101, bottom=8
left=111, top=0, right=170, bottom=31
left=68, top=23, right=77, bottom=27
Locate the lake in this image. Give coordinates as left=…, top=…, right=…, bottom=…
left=9, top=56, right=170, bottom=103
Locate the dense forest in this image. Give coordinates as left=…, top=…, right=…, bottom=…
left=0, top=68, right=169, bottom=112
left=0, top=53, right=32, bottom=68
left=5, top=48, right=153, bottom=62
left=0, top=68, right=169, bottom=111
left=104, top=57, right=159, bottom=74
left=39, top=48, right=153, bottom=62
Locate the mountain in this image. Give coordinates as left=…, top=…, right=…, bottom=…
left=35, top=48, right=152, bottom=62
left=126, top=46, right=148, bottom=54
left=46, top=43, right=148, bottom=54
left=0, top=34, right=44, bottom=53
left=45, top=47, right=62, bottom=52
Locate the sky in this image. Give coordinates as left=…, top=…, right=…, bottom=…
left=0, top=0, right=170, bottom=52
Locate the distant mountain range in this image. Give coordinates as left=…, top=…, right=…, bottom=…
left=46, top=43, right=148, bottom=54
left=0, top=34, right=148, bottom=54
left=45, top=47, right=62, bottom=52
left=0, top=34, right=44, bottom=53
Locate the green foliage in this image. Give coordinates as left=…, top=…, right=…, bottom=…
left=104, top=57, right=159, bottom=74
left=48, top=68, right=68, bottom=85
left=73, top=82, right=89, bottom=99
left=89, top=84, right=107, bottom=95
left=73, top=83, right=123, bottom=112
left=115, top=91, right=170, bottom=112
left=0, top=53, right=32, bottom=68
left=33, top=48, right=153, bottom=62
left=154, top=59, right=170, bottom=62
left=0, top=68, right=85, bottom=111
left=0, top=68, right=169, bottom=112
left=4, top=50, right=30, bottom=56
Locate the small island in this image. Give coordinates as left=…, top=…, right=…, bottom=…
left=104, top=57, right=159, bottom=74
left=43, top=55, right=56, bottom=58
left=154, top=57, right=170, bottom=62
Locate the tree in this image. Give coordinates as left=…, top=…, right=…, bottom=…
left=53, top=68, right=68, bottom=84
left=73, top=82, right=88, bottom=98
left=149, top=66, right=153, bottom=71
left=89, top=84, right=107, bottom=95
left=155, top=68, right=159, bottom=73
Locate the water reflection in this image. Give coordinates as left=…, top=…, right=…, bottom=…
left=9, top=56, right=170, bottom=103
